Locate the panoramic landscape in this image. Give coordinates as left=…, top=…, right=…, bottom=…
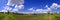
left=0, top=12, right=60, bottom=20
left=0, top=0, right=60, bottom=20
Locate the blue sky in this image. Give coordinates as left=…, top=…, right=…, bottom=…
left=24, top=0, right=60, bottom=13
left=0, top=0, right=60, bottom=13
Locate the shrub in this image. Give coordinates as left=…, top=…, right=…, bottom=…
left=55, top=16, right=60, bottom=20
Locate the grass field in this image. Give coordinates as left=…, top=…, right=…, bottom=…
left=0, top=12, right=60, bottom=20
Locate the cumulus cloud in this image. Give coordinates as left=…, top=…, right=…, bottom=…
left=6, top=0, right=24, bottom=12
left=28, top=8, right=49, bottom=13
left=36, top=9, right=42, bottom=12
left=28, top=5, right=51, bottom=13
left=28, top=8, right=36, bottom=12
left=15, top=5, right=24, bottom=9
left=28, top=3, right=60, bottom=13
left=19, top=0, right=24, bottom=4
left=0, top=6, right=12, bottom=12
left=28, top=8, right=33, bottom=11
left=7, top=0, right=11, bottom=6
left=0, top=10, right=8, bottom=12
left=45, top=5, right=49, bottom=8
left=3, top=6, right=12, bottom=11
left=35, top=9, right=50, bottom=13
left=7, top=0, right=24, bottom=6
left=45, top=5, right=51, bottom=11
left=47, top=8, right=51, bottom=11
left=50, top=3, right=58, bottom=9
left=12, top=8, right=18, bottom=12
left=50, top=3, right=60, bottom=9
left=57, top=5, right=60, bottom=8
left=12, top=5, right=24, bottom=12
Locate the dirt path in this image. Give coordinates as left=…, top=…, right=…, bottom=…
left=3, top=16, right=8, bottom=20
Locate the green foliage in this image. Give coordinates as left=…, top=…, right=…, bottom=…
left=7, top=14, right=19, bottom=20
left=0, top=12, right=60, bottom=20
left=55, top=15, right=60, bottom=20
left=0, top=13, right=6, bottom=20
left=47, top=11, right=50, bottom=14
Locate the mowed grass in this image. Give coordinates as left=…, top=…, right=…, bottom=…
left=0, top=13, right=6, bottom=20
left=0, top=12, right=60, bottom=20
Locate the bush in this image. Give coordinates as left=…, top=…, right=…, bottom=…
left=55, top=16, right=60, bottom=20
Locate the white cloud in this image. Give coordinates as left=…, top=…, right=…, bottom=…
left=7, top=0, right=11, bottom=6
left=6, top=0, right=24, bottom=12
left=12, top=5, right=24, bottom=12
left=35, top=9, right=50, bottom=13
left=19, top=0, right=24, bottom=4
left=45, top=5, right=49, bottom=8
left=49, top=3, right=60, bottom=9
left=57, top=5, right=60, bottom=8
left=28, top=8, right=33, bottom=10
left=28, top=3, right=59, bottom=13
left=15, top=5, right=24, bottom=9
left=0, top=6, right=12, bottom=12
left=12, top=8, right=18, bottom=11
left=7, top=0, right=24, bottom=6
left=33, top=3, right=60, bottom=13
left=28, top=8, right=50, bottom=13
left=36, top=9, right=42, bottom=12
left=47, top=8, right=51, bottom=11
left=0, top=10, right=8, bottom=12
left=50, top=3, right=58, bottom=9
left=3, top=6, right=12, bottom=11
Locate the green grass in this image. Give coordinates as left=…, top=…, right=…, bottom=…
left=0, top=13, right=6, bottom=20
left=0, top=12, right=60, bottom=20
